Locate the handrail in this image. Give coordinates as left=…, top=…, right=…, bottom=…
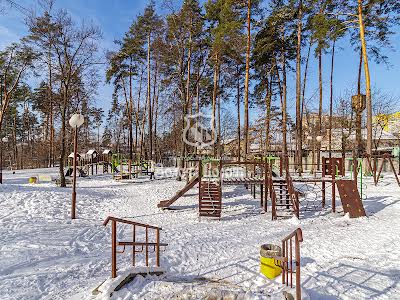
left=282, top=155, right=300, bottom=218
left=286, top=175, right=300, bottom=218
left=103, top=216, right=161, bottom=230
left=221, top=160, right=266, bottom=166
left=266, top=163, right=277, bottom=220
left=270, top=155, right=300, bottom=219
left=103, top=216, right=166, bottom=278
left=282, top=228, right=303, bottom=300
left=283, top=227, right=303, bottom=243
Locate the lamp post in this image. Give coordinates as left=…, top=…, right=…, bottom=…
left=0, top=137, right=9, bottom=184
left=69, top=113, right=84, bottom=219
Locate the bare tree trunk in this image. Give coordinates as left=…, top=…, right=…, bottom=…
left=317, top=48, right=322, bottom=170
left=146, top=33, right=153, bottom=161
left=301, top=38, right=311, bottom=131
left=48, top=48, right=55, bottom=168
left=128, top=57, right=134, bottom=160
left=295, top=0, right=303, bottom=174
left=282, top=49, right=288, bottom=158
left=358, top=0, right=372, bottom=158
left=356, top=48, right=363, bottom=157
left=329, top=40, right=336, bottom=159
left=59, top=85, right=68, bottom=187
left=265, top=76, right=272, bottom=155
left=244, top=0, right=251, bottom=160
left=135, top=67, right=144, bottom=154
left=211, top=54, right=219, bottom=156
left=217, top=71, right=221, bottom=157
left=185, top=25, right=192, bottom=157
left=195, top=58, right=201, bottom=155
left=236, top=64, right=241, bottom=161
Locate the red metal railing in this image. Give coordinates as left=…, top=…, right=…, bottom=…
left=103, top=216, right=167, bottom=278
left=278, top=228, right=303, bottom=300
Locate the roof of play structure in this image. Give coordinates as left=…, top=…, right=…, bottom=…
left=86, top=149, right=98, bottom=155
left=68, top=152, right=81, bottom=158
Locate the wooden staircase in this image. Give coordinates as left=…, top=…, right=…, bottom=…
left=269, top=177, right=299, bottom=220
left=272, top=179, right=293, bottom=219
left=199, top=180, right=222, bottom=218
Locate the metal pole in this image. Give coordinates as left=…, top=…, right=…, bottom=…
left=71, top=127, right=78, bottom=219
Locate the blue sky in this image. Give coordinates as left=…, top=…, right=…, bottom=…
left=1, top=0, right=400, bottom=120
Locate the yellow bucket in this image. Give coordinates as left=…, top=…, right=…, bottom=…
left=29, top=177, right=38, bottom=184
left=260, top=244, right=282, bottom=279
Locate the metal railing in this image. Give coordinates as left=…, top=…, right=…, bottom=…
left=273, top=228, right=303, bottom=300
left=103, top=216, right=167, bottom=278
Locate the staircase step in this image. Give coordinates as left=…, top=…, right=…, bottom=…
left=199, top=203, right=221, bottom=207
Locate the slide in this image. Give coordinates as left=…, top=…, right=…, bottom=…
left=158, top=175, right=199, bottom=208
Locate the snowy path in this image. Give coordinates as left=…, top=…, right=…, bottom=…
left=0, top=168, right=399, bottom=299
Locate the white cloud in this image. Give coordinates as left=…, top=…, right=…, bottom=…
left=0, top=25, right=22, bottom=50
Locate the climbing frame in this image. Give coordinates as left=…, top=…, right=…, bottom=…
left=336, top=180, right=366, bottom=218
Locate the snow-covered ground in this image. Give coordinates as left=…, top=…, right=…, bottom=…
left=0, top=167, right=399, bottom=299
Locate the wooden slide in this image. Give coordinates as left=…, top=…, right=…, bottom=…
left=158, top=176, right=199, bottom=208
left=336, top=179, right=366, bottom=218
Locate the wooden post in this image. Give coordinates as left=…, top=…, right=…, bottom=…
left=145, top=226, right=149, bottom=267
left=111, top=220, right=117, bottom=278
left=156, top=228, right=160, bottom=267
left=264, top=160, right=268, bottom=212
left=132, top=225, right=136, bottom=266
left=332, top=163, right=336, bottom=213
left=282, top=240, right=286, bottom=284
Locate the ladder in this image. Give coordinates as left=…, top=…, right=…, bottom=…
left=199, top=180, right=222, bottom=218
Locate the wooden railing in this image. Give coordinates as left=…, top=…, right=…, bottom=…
left=274, top=228, right=303, bottom=300
left=285, top=174, right=300, bottom=218
left=103, top=216, right=168, bottom=278
left=266, top=163, right=278, bottom=220
left=268, top=157, right=299, bottom=220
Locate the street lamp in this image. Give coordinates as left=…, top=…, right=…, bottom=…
left=69, top=113, right=84, bottom=219
left=0, top=137, right=9, bottom=184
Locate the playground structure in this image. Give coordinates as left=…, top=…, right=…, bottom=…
left=111, top=154, right=153, bottom=180
left=66, top=149, right=114, bottom=177
left=158, top=154, right=367, bottom=220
